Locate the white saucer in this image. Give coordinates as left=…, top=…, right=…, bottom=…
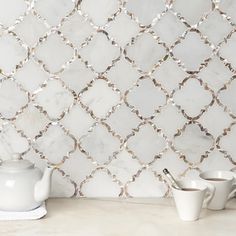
left=0, top=202, right=47, bottom=221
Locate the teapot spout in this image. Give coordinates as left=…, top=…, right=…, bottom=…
left=34, top=166, right=54, bottom=202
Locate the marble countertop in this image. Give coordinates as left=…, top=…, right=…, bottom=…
left=0, top=198, right=235, bottom=236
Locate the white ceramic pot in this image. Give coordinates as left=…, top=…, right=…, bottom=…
left=0, top=159, right=54, bottom=211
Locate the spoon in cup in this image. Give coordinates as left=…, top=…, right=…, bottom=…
left=163, top=168, right=182, bottom=190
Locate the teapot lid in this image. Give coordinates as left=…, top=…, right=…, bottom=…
left=0, top=159, right=34, bottom=171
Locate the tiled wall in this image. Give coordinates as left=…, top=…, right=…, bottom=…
left=0, top=0, right=235, bottom=197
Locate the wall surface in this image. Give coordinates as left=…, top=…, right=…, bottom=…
left=0, top=0, right=235, bottom=197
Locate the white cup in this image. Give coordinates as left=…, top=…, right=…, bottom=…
left=231, top=167, right=236, bottom=197
left=199, top=170, right=236, bottom=210
left=171, top=180, right=215, bottom=221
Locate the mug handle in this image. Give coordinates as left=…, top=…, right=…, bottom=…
left=203, top=182, right=215, bottom=207
left=230, top=167, right=236, bottom=172
left=228, top=170, right=236, bottom=200
left=228, top=183, right=236, bottom=200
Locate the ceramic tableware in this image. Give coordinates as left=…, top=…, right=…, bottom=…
left=172, top=180, right=215, bottom=221
left=199, top=170, right=236, bottom=210
left=0, top=158, right=54, bottom=211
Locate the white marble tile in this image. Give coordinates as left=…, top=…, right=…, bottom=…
left=199, top=103, right=232, bottom=137
left=80, top=123, right=120, bottom=165
left=14, top=59, right=48, bottom=92
left=0, top=80, right=28, bottom=119
left=173, top=0, right=212, bottom=25
left=152, top=12, right=187, bottom=46
left=126, top=0, right=166, bottom=26
left=173, top=78, right=212, bottom=118
left=0, top=34, right=27, bottom=74
left=199, top=149, right=234, bottom=171
left=107, top=12, right=140, bottom=47
left=126, top=78, right=166, bottom=118
left=127, top=123, right=167, bottom=164
left=198, top=56, right=233, bottom=91
left=151, top=150, right=188, bottom=178
left=14, top=104, right=49, bottom=138
left=33, top=123, right=76, bottom=164
left=79, top=32, right=120, bottom=73
left=106, top=104, right=140, bottom=138
left=126, top=33, right=166, bottom=72
left=199, top=11, right=232, bottom=45
left=81, top=0, right=119, bottom=26
left=60, top=59, right=95, bottom=94
left=34, top=34, right=74, bottom=74
left=219, top=32, right=236, bottom=70
left=0, top=0, right=235, bottom=197
left=61, top=104, right=94, bottom=139
left=50, top=169, right=76, bottom=197
left=0, top=123, right=29, bottom=159
left=35, top=80, right=74, bottom=120
left=218, top=79, right=236, bottom=116
left=14, top=13, right=48, bottom=47
left=219, top=0, right=236, bottom=24
left=0, top=0, right=27, bottom=27
left=173, top=123, right=214, bottom=165
left=80, top=79, right=120, bottom=118
left=34, top=0, right=74, bottom=26
left=173, top=32, right=212, bottom=71
left=218, top=124, right=236, bottom=163
left=60, top=12, right=94, bottom=48
left=153, top=103, right=187, bottom=138
left=108, top=149, right=141, bottom=183
left=80, top=169, right=122, bottom=197
left=107, top=56, right=140, bottom=93
left=127, top=169, right=168, bottom=197
left=61, top=149, right=95, bottom=185
left=153, top=57, right=188, bottom=93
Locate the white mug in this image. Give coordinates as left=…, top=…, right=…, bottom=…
left=231, top=167, right=236, bottom=197
left=199, top=170, right=236, bottom=210
left=171, top=180, right=215, bottom=221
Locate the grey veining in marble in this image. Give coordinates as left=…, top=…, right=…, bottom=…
left=0, top=0, right=235, bottom=197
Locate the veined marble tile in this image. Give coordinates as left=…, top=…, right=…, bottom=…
left=0, top=0, right=235, bottom=197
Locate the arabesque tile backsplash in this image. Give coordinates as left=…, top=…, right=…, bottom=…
left=0, top=0, right=236, bottom=197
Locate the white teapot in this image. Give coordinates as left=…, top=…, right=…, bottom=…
left=0, top=158, right=54, bottom=211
